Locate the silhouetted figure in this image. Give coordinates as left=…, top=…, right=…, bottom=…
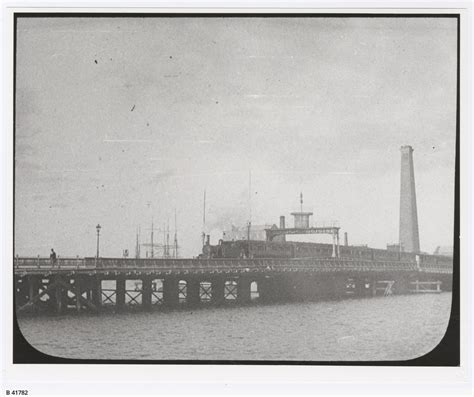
left=50, top=248, right=57, bottom=267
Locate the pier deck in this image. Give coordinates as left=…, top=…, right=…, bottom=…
left=14, top=256, right=453, bottom=316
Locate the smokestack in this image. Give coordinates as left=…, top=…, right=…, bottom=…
left=279, top=216, right=285, bottom=229
left=344, top=232, right=348, bottom=247
left=206, top=234, right=210, bottom=246
left=279, top=216, right=286, bottom=242
left=399, top=145, right=420, bottom=253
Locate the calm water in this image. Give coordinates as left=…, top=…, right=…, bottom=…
left=18, top=293, right=451, bottom=361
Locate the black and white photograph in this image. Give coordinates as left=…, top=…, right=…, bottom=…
left=4, top=6, right=471, bottom=395
left=12, top=12, right=459, bottom=363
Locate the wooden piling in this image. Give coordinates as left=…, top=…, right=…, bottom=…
left=91, top=277, right=102, bottom=308
left=116, top=277, right=126, bottom=311
left=74, top=277, right=82, bottom=312
left=237, top=277, right=251, bottom=304
left=163, top=277, right=179, bottom=307
left=211, top=278, right=225, bottom=306
left=53, top=276, right=64, bottom=314
left=332, top=276, right=347, bottom=299
left=186, top=279, right=201, bottom=306
left=274, top=275, right=292, bottom=302
left=292, top=274, right=309, bottom=301
left=393, top=276, right=410, bottom=295
left=28, top=276, right=39, bottom=307
left=17, top=277, right=30, bottom=308
left=142, top=277, right=152, bottom=310
left=353, top=278, right=367, bottom=298
left=442, top=275, right=452, bottom=292
left=257, top=276, right=275, bottom=303
left=371, top=278, right=378, bottom=297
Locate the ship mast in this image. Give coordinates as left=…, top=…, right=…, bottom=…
left=173, top=208, right=179, bottom=259
left=151, top=217, right=154, bottom=258
left=135, top=225, right=141, bottom=259
left=202, top=189, right=206, bottom=246
left=247, top=170, right=252, bottom=258
left=166, top=220, right=170, bottom=258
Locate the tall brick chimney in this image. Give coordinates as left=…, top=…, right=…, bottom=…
left=279, top=216, right=286, bottom=242
left=399, top=145, right=420, bottom=253
left=279, top=215, right=285, bottom=230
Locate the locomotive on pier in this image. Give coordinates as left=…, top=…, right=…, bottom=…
left=199, top=199, right=452, bottom=267
left=200, top=238, right=451, bottom=267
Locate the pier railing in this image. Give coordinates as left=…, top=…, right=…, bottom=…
left=13, top=256, right=452, bottom=275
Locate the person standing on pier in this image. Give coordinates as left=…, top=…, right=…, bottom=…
left=50, top=248, right=57, bottom=267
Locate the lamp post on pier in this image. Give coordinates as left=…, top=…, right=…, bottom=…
left=96, top=224, right=101, bottom=258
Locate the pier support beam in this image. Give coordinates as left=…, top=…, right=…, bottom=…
left=74, top=277, right=83, bottom=312
left=15, top=277, right=27, bottom=308
left=85, top=280, right=92, bottom=301
left=394, top=276, right=410, bottom=295
left=274, top=276, right=292, bottom=302
left=187, top=280, right=201, bottom=307
left=331, top=276, right=347, bottom=299
left=163, top=278, right=179, bottom=308
left=259, top=276, right=277, bottom=303
left=443, top=275, right=452, bottom=292
left=15, top=277, right=29, bottom=308
left=92, top=277, right=102, bottom=308
left=116, top=277, right=126, bottom=311
left=289, top=274, right=307, bottom=301
left=53, top=276, right=65, bottom=314
left=28, top=276, right=40, bottom=310
left=237, top=277, right=251, bottom=304
left=300, top=274, right=319, bottom=301
left=211, top=278, right=225, bottom=306
left=316, top=275, right=341, bottom=300
left=353, top=277, right=368, bottom=298
left=142, top=277, right=152, bottom=310
left=371, top=278, right=378, bottom=296
left=311, top=277, right=322, bottom=299
left=315, top=276, right=335, bottom=300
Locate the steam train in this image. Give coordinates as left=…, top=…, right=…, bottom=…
left=200, top=239, right=452, bottom=267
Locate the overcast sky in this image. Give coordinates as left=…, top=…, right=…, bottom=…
left=15, top=17, right=457, bottom=258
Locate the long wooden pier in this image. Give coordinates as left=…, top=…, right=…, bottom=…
left=14, top=256, right=453, bottom=316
